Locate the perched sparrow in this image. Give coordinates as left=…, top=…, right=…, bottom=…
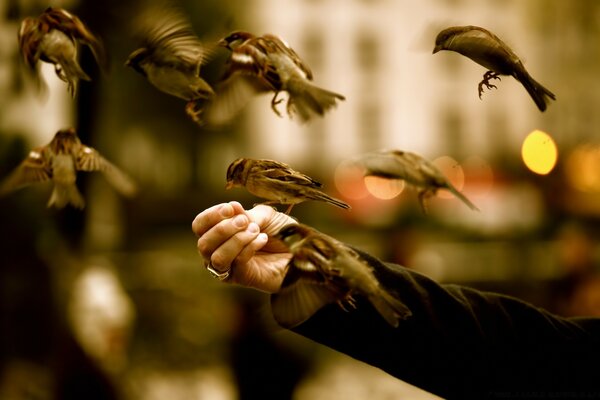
left=353, top=149, right=479, bottom=213
left=226, top=157, right=350, bottom=214
left=125, top=6, right=215, bottom=124
left=204, top=31, right=345, bottom=124
left=0, top=128, right=137, bottom=209
left=18, top=7, right=107, bottom=97
left=271, top=223, right=412, bottom=328
left=433, top=25, right=555, bottom=112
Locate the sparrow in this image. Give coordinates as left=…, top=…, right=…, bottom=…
left=125, top=6, right=215, bottom=124
left=204, top=31, right=345, bottom=124
left=352, top=149, right=479, bottom=213
left=433, top=25, right=555, bottom=112
left=271, top=223, right=412, bottom=328
left=18, top=7, right=107, bottom=97
left=0, top=128, right=137, bottom=209
left=226, top=157, right=350, bottom=214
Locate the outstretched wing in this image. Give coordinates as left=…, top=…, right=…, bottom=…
left=76, top=146, right=137, bottom=197
left=0, top=148, right=51, bottom=196
left=133, top=5, right=214, bottom=69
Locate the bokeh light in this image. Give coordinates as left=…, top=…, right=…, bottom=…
left=364, top=176, right=405, bottom=200
left=565, top=144, right=600, bottom=193
left=334, top=161, right=369, bottom=200
left=431, top=156, right=464, bottom=199
left=521, top=130, right=558, bottom=175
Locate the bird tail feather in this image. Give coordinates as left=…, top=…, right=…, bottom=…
left=47, top=184, right=85, bottom=209
left=516, top=70, right=555, bottom=112
left=446, top=185, right=479, bottom=211
left=286, top=78, right=345, bottom=122
left=368, top=290, right=412, bottom=328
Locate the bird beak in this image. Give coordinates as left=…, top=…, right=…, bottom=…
left=432, top=45, right=442, bottom=54
left=218, top=39, right=230, bottom=49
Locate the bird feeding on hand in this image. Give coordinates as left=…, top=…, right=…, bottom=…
left=225, top=157, right=350, bottom=215
left=433, top=25, right=555, bottom=112
left=272, top=223, right=412, bottom=328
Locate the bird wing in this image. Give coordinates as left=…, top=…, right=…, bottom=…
left=271, top=250, right=340, bottom=328
left=0, top=148, right=51, bottom=195
left=41, top=7, right=108, bottom=71
left=76, top=146, right=137, bottom=197
left=134, top=6, right=211, bottom=69
left=261, top=162, right=323, bottom=188
left=263, top=34, right=313, bottom=80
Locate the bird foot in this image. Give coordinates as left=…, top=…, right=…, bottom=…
left=271, top=92, right=284, bottom=117
left=478, top=71, right=501, bottom=99
left=185, top=100, right=207, bottom=125
left=337, top=295, right=357, bottom=312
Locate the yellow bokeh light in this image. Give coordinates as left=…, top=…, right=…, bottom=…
left=364, top=176, right=405, bottom=200
left=521, top=130, right=558, bottom=175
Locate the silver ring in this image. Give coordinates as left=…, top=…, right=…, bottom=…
left=205, top=261, right=231, bottom=281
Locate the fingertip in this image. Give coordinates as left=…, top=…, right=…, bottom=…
left=219, top=202, right=234, bottom=218
left=229, top=201, right=245, bottom=213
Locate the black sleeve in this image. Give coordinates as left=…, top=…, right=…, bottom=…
left=292, top=249, right=600, bottom=400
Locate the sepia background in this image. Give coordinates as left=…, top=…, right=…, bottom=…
left=1, top=0, right=599, bottom=398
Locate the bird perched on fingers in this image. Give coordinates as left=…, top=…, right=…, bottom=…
left=272, top=223, right=412, bottom=328
left=352, top=149, right=479, bottom=213
left=125, top=5, right=216, bottom=124
left=433, top=25, right=555, bottom=112
left=204, top=31, right=345, bottom=124
left=0, top=128, right=137, bottom=209
left=225, top=157, right=350, bottom=214
left=18, top=7, right=107, bottom=97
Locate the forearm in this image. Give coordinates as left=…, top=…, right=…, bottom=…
left=291, top=249, right=600, bottom=398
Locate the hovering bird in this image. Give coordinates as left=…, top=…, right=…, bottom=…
left=18, top=7, right=107, bottom=97
left=204, top=31, right=345, bottom=124
left=226, top=157, right=350, bottom=214
left=352, top=149, right=479, bottom=213
left=0, top=128, right=137, bottom=209
left=125, top=5, right=215, bottom=124
left=433, top=25, right=555, bottom=112
left=272, top=223, right=412, bottom=328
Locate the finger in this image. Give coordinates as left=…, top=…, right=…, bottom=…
left=196, top=213, right=249, bottom=260
left=211, top=222, right=262, bottom=269
left=234, top=232, right=269, bottom=267
left=246, top=204, right=298, bottom=235
left=192, top=202, right=236, bottom=236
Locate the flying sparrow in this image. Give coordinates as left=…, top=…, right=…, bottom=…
left=353, top=149, right=479, bottom=213
left=125, top=5, right=215, bottom=124
left=271, top=223, right=412, bottom=328
left=0, top=128, right=137, bottom=209
left=204, top=31, right=345, bottom=124
left=226, top=157, right=350, bottom=214
left=433, top=25, right=555, bottom=112
left=18, top=7, right=107, bottom=97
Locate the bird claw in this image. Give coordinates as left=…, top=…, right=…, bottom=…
left=185, top=100, right=207, bottom=125
left=478, top=71, right=501, bottom=99
left=271, top=92, right=284, bottom=117
left=337, top=295, right=357, bottom=312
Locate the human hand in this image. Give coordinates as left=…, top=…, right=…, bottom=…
left=192, top=201, right=296, bottom=293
